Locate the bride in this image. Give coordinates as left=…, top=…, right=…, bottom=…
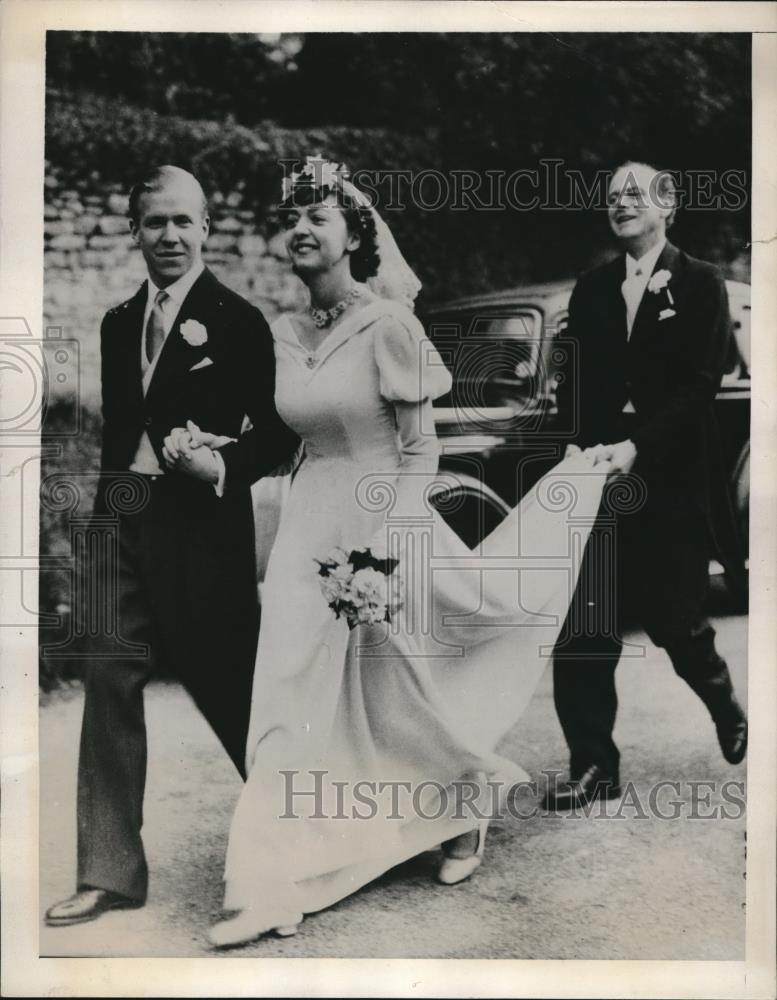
left=164, top=157, right=610, bottom=947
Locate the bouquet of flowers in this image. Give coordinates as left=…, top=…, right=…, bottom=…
left=315, top=545, right=403, bottom=630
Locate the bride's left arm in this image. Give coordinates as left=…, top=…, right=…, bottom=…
left=373, top=309, right=453, bottom=523
left=390, top=398, right=441, bottom=519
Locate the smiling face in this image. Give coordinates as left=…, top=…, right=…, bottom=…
left=607, top=162, right=672, bottom=255
left=282, top=193, right=360, bottom=277
left=130, top=174, right=209, bottom=287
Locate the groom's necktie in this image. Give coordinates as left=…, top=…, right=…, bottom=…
left=620, top=266, right=643, bottom=414
left=621, top=266, right=644, bottom=339
left=145, top=289, right=169, bottom=364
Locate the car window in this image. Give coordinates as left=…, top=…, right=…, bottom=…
left=426, top=309, right=545, bottom=415
left=469, top=314, right=538, bottom=340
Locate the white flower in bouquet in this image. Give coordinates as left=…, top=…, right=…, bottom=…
left=314, top=544, right=402, bottom=629
left=330, top=562, right=354, bottom=582
left=356, top=604, right=386, bottom=625
left=349, top=567, right=390, bottom=627
left=321, top=574, right=349, bottom=604
left=350, top=567, right=389, bottom=607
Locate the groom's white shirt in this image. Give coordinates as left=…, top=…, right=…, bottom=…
left=130, top=261, right=227, bottom=493
left=622, top=237, right=666, bottom=337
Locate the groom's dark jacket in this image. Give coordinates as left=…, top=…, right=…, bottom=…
left=96, top=266, right=298, bottom=513
left=556, top=240, right=744, bottom=584
left=72, top=263, right=300, bottom=841
left=87, top=265, right=299, bottom=779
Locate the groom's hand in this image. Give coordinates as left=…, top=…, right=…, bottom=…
left=162, top=426, right=195, bottom=465
left=163, top=423, right=231, bottom=485
left=163, top=422, right=234, bottom=463
left=163, top=426, right=219, bottom=484
left=180, top=442, right=220, bottom=484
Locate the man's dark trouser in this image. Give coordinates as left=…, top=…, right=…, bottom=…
left=552, top=485, right=739, bottom=779
left=76, top=476, right=259, bottom=903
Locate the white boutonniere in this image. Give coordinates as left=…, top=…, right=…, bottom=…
left=648, top=269, right=672, bottom=294
left=648, top=268, right=675, bottom=316
left=180, top=319, right=208, bottom=347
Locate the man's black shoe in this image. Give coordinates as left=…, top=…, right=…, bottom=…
left=674, top=653, right=747, bottom=766
left=45, top=888, right=143, bottom=927
left=542, top=765, right=622, bottom=811
left=715, top=704, right=748, bottom=765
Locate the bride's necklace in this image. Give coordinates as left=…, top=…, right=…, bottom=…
left=309, top=284, right=362, bottom=330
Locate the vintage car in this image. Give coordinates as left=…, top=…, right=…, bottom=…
left=422, top=278, right=751, bottom=575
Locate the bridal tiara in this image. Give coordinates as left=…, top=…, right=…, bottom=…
left=280, top=155, right=422, bottom=310
left=281, top=155, right=352, bottom=202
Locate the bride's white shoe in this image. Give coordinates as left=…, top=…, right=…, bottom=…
left=207, top=908, right=302, bottom=948
left=437, top=820, right=488, bottom=885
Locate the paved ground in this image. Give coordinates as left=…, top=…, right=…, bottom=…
left=39, top=613, right=747, bottom=959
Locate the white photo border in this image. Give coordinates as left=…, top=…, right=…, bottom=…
left=1, top=2, right=775, bottom=997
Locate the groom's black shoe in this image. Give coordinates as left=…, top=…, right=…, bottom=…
left=715, top=704, right=748, bottom=765
left=45, top=888, right=143, bottom=927
left=542, top=765, right=622, bottom=811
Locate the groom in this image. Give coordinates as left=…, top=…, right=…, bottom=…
left=45, top=165, right=299, bottom=926
left=545, top=160, right=748, bottom=809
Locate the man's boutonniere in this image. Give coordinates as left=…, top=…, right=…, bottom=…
left=648, top=269, right=676, bottom=319
left=180, top=319, right=208, bottom=347
left=648, top=269, right=672, bottom=295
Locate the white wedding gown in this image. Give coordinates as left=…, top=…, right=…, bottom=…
left=222, top=299, right=606, bottom=925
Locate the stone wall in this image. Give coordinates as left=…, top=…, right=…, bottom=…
left=44, top=176, right=305, bottom=408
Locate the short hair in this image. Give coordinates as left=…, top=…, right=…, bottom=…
left=128, top=165, right=208, bottom=224
left=612, top=160, right=678, bottom=229
left=279, top=183, right=380, bottom=282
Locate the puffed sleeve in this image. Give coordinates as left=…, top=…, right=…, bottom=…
left=373, top=304, right=452, bottom=402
